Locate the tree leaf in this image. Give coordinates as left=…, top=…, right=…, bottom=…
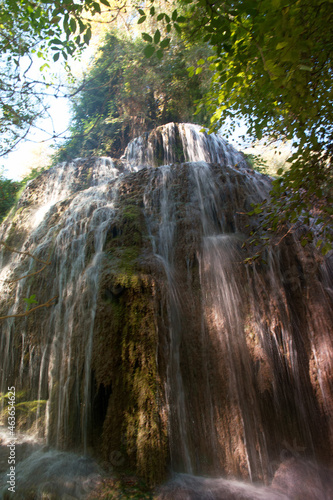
left=70, top=17, right=76, bottom=33
left=144, top=44, right=155, bottom=57
left=23, top=294, right=38, bottom=311
left=93, top=2, right=101, bottom=14
left=154, top=29, right=161, bottom=44
left=187, top=66, right=195, bottom=77
left=253, top=206, right=263, bottom=214
left=78, top=19, right=85, bottom=34
left=321, top=243, right=332, bottom=255
left=142, top=32, right=152, bottom=43
left=83, top=26, right=91, bottom=44
left=276, top=41, right=288, bottom=50
left=160, top=38, right=170, bottom=49
left=299, top=64, right=312, bottom=71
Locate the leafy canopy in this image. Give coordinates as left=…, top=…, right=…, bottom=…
left=0, top=0, right=111, bottom=156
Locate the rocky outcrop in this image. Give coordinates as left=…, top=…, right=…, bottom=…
left=0, top=124, right=332, bottom=491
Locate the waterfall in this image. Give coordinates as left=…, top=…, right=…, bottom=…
left=143, top=165, right=193, bottom=473
left=0, top=158, right=120, bottom=449
left=122, top=122, right=250, bottom=170
left=0, top=123, right=332, bottom=498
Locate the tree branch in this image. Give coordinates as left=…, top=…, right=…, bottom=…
left=0, top=241, right=51, bottom=265
left=6, top=263, right=49, bottom=283
left=0, top=296, right=58, bottom=320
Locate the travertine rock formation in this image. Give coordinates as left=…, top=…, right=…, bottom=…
left=0, top=124, right=332, bottom=491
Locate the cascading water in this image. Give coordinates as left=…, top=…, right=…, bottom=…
left=143, top=165, right=194, bottom=474
left=0, top=158, right=123, bottom=497
left=0, top=123, right=332, bottom=499
left=1, top=158, right=120, bottom=449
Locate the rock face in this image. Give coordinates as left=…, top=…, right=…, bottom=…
left=0, top=123, right=332, bottom=489
left=271, top=458, right=333, bottom=500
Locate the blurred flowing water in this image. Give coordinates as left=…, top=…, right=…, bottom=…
left=0, top=123, right=332, bottom=498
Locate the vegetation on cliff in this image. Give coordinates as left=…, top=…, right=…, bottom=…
left=55, top=30, right=212, bottom=161
left=0, top=172, right=21, bottom=223
left=93, top=175, right=168, bottom=485
left=0, top=166, right=50, bottom=223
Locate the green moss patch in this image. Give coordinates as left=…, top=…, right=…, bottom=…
left=92, top=190, right=168, bottom=486
left=0, top=390, right=47, bottom=434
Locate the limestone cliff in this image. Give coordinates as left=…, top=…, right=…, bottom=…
left=0, top=124, right=332, bottom=489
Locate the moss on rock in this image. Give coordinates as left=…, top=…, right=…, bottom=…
left=92, top=184, right=168, bottom=486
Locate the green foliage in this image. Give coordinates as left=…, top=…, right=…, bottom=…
left=23, top=294, right=38, bottom=311
left=0, top=0, right=110, bottom=155
left=0, top=164, right=50, bottom=223
left=0, top=0, right=100, bottom=65
left=244, top=139, right=292, bottom=176
left=0, top=170, right=22, bottom=222
left=194, top=0, right=333, bottom=148
left=246, top=145, right=333, bottom=256
left=21, top=166, right=48, bottom=183
left=0, top=390, right=47, bottom=431
left=56, top=31, right=212, bottom=160
left=244, top=154, right=270, bottom=175
left=143, top=0, right=333, bottom=250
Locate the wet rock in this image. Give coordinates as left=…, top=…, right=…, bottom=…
left=0, top=123, right=332, bottom=490
left=156, top=474, right=288, bottom=500
left=271, top=458, right=333, bottom=500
